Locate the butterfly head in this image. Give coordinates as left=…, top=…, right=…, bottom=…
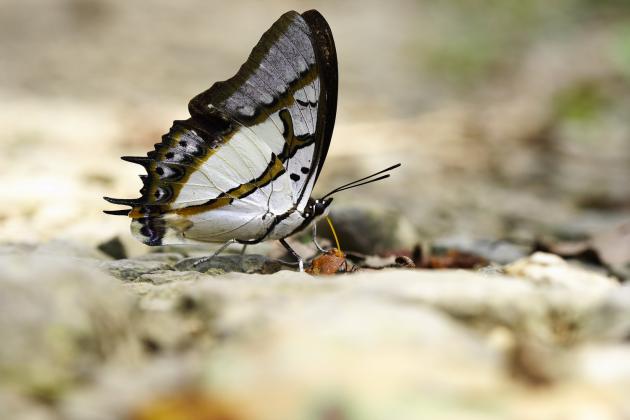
left=305, top=197, right=333, bottom=222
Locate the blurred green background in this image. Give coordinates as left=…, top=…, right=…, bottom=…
left=2, top=0, right=629, bottom=247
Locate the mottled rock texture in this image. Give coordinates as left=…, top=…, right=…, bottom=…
left=1, top=247, right=629, bottom=420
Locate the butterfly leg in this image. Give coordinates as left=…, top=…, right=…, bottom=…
left=192, top=239, right=236, bottom=268
left=279, top=239, right=304, bottom=272
left=238, top=244, right=248, bottom=272
left=312, top=223, right=326, bottom=253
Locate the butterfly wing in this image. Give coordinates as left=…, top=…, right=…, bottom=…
left=104, top=10, right=337, bottom=246
left=189, top=9, right=337, bottom=211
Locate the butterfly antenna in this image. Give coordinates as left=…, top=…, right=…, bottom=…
left=322, top=163, right=401, bottom=199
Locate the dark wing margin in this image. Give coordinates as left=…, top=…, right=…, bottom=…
left=188, top=10, right=308, bottom=125
left=301, top=9, right=338, bottom=185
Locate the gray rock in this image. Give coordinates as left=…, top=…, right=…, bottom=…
left=96, top=236, right=127, bottom=260
left=316, top=205, right=417, bottom=255
left=137, top=270, right=210, bottom=285
left=174, top=254, right=282, bottom=274
left=134, top=252, right=188, bottom=264
left=98, top=259, right=173, bottom=281
left=144, top=244, right=208, bottom=258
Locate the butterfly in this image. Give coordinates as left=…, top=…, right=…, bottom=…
left=104, top=10, right=399, bottom=270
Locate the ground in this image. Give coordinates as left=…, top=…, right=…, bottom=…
left=1, top=247, right=629, bottom=419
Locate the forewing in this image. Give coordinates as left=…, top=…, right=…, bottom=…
left=189, top=10, right=337, bottom=208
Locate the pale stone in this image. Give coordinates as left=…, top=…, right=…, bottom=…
left=1, top=250, right=629, bottom=419
left=505, top=252, right=618, bottom=292
left=0, top=255, right=141, bottom=400
left=97, top=259, right=173, bottom=281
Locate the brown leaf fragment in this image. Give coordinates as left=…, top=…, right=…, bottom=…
left=413, top=244, right=489, bottom=269
left=307, top=248, right=351, bottom=275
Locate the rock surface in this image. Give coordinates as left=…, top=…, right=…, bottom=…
left=174, top=254, right=283, bottom=274
left=1, top=247, right=629, bottom=419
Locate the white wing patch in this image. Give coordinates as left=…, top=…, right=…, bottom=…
left=157, top=176, right=294, bottom=244
left=173, top=128, right=274, bottom=209
left=263, top=171, right=294, bottom=215
left=285, top=143, right=315, bottom=204
left=265, top=211, right=307, bottom=240
left=249, top=112, right=285, bottom=156
left=183, top=206, right=270, bottom=243
left=229, top=75, right=321, bottom=210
